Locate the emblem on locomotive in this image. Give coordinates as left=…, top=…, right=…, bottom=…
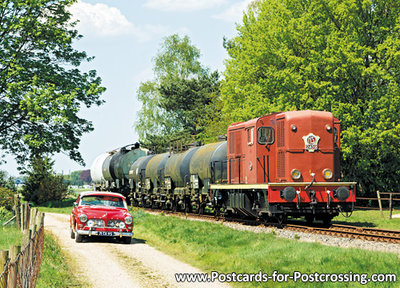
left=302, top=133, right=320, bottom=152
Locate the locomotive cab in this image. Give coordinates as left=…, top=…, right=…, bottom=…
left=218, top=110, right=356, bottom=224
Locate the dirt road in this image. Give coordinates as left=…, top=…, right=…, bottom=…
left=45, top=213, right=230, bottom=288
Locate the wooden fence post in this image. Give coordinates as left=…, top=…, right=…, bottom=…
left=0, top=250, right=8, bottom=288
left=377, top=190, right=384, bottom=218
left=13, top=195, right=20, bottom=230
left=8, top=245, right=20, bottom=288
left=389, top=193, right=393, bottom=219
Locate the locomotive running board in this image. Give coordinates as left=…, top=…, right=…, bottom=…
left=210, top=182, right=357, bottom=190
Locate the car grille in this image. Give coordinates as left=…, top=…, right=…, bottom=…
left=107, top=220, right=124, bottom=228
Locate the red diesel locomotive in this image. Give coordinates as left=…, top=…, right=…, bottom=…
left=212, top=110, right=356, bottom=224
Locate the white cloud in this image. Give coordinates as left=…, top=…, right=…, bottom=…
left=213, top=0, right=254, bottom=23
left=69, top=1, right=135, bottom=36
left=69, top=1, right=168, bottom=42
left=143, top=0, right=227, bottom=12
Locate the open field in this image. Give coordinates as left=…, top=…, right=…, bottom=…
left=34, top=198, right=76, bottom=215
left=133, top=210, right=399, bottom=287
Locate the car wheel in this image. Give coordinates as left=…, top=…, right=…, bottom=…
left=70, top=228, right=75, bottom=239
left=75, top=224, right=83, bottom=243
left=122, top=237, right=131, bottom=244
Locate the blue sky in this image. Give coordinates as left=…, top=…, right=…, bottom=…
left=1, top=0, right=253, bottom=177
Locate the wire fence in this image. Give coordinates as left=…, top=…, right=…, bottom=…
left=0, top=225, right=44, bottom=288
left=0, top=195, right=45, bottom=288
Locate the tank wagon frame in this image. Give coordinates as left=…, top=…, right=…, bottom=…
left=91, top=110, right=356, bottom=225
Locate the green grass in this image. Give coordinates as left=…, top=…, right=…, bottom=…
left=36, top=232, right=86, bottom=288
left=133, top=210, right=399, bottom=288
left=332, top=209, right=400, bottom=230
left=33, top=198, right=76, bottom=215
left=0, top=226, right=22, bottom=250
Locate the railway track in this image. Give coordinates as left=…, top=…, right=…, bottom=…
left=143, top=208, right=400, bottom=244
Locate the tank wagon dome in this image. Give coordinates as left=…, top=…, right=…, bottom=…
left=164, top=147, right=200, bottom=187
left=145, top=152, right=170, bottom=187
left=190, top=141, right=227, bottom=182
left=90, top=153, right=109, bottom=184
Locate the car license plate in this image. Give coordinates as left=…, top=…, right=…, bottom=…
left=98, top=231, right=113, bottom=236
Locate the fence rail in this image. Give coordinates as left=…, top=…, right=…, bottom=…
left=0, top=196, right=45, bottom=288
left=355, top=191, right=400, bottom=219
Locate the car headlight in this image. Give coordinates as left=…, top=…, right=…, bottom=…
left=323, top=168, right=333, bottom=180
left=119, top=222, right=126, bottom=229
left=79, top=214, right=88, bottom=223
left=291, top=169, right=301, bottom=180
left=87, top=219, right=94, bottom=227
left=125, top=216, right=133, bottom=225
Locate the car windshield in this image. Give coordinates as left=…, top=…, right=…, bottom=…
left=80, top=195, right=127, bottom=208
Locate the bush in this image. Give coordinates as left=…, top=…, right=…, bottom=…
left=22, top=157, right=68, bottom=204
left=0, top=206, right=13, bottom=224
left=0, top=187, right=15, bottom=211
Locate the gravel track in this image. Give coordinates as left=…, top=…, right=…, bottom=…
left=45, top=213, right=230, bottom=288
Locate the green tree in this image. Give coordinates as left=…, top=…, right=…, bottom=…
left=221, top=0, right=400, bottom=195
left=135, top=34, right=221, bottom=151
left=22, top=156, right=68, bottom=204
left=0, top=0, right=105, bottom=166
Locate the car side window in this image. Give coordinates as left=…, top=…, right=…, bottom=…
left=257, top=127, right=274, bottom=145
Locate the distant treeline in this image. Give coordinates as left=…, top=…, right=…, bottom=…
left=64, top=170, right=91, bottom=187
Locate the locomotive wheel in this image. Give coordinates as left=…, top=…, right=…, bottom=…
left=276, top=214, right=287, bottom=228
left=322, top=216, right=332, bottom=227
left=305, top=215, right=314, bottom=224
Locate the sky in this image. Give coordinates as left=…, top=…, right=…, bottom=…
left=1, top=0, right=253, bottom=177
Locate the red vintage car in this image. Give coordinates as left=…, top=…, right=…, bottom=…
left=70, top=191, right=133, bottom=244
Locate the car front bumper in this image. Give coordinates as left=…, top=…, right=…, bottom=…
left=76, top=229, right=133, bottom=237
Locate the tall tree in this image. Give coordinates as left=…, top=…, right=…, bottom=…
left=221, top=0, right=400, bottom=195
left=135, top=34, right=221, bottom=152
left=22, top=156, right=68, bottom=204
left=0, top=0, right=105, bottom=166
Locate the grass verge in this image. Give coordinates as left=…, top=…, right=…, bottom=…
left=332, top=209, right=400, bottom=230
left=36, top=231, right=87, bottom=288
left=133, top=210, right=399, bottom=288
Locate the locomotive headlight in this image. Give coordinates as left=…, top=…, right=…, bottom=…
left=323, top=168, right=333, bottom=180
left=125, top=216, right=133, bottom=225
left=291, top=169, right=302, bottom=180
left=79, top=214, right=88, bottom=223
left=334, top=186, right=350, bottom=201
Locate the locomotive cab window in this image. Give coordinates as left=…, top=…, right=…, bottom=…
left=247, top=127, right=254, bottom=146
left=257, top=127, right=274, bottom=145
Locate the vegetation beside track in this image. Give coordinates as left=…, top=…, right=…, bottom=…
left=133, top=210, right=399, bottom=288
left=332, top=209, right=400, bottom=230
left=37, top=232, right=86, bottom=288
